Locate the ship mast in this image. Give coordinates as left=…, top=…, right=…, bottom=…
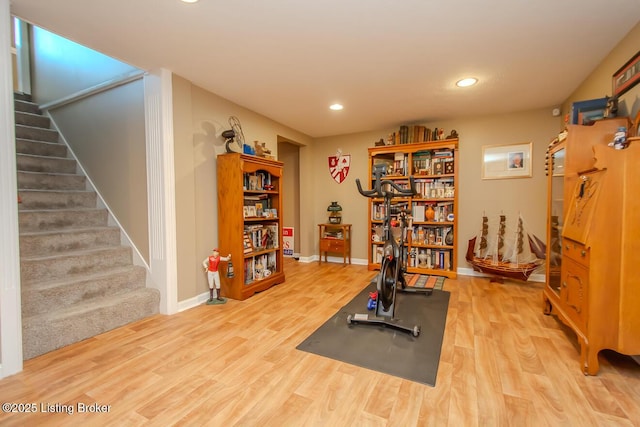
left=497, top=214, right=506, bottom=260
left=479, top=214, right=488, bottom=257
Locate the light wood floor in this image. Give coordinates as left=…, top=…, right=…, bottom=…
left=1, top=259, right=639, bottom=426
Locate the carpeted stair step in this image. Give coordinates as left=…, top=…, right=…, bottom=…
left=17, top=171, right=86, bottom=191
left=19, top=208, right=109, bottom=232
left=14, top=99, right=40, bottom=114
left=16, top=138, right=67, bottom=157
left=18, top=189, right=97, bottom=210
left=17, top=153, right=76, bottom=174
left=13, top=99, right=42, bottom=115
left=15, top=110, right=51, bottom=129
left=15, top=124, right=59, bottom=143
left=20, top=226, right=121, bottom=257
left=13, top=92, right=32, bottom=102
left=13, top=92, right=160, bottom=361
left=22, top=287, right=161, bottom=359
left=21, top=265, right=147, bottom=317
left=21, top=246, right=134, bottom=283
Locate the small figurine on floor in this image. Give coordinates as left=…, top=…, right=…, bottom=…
left=202, top=248, right=231, bottom=305
left=367, top=291, right=378, bottom=310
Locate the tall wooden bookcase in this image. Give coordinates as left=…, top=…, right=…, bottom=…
left=543, top=118, right=640, bottom=375
left=216, top=153, right=285, bottom=300
left=366, top=139, right=459, bottom=279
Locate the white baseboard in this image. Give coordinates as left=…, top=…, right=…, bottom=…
left=177, top=291, right=210, bottom=312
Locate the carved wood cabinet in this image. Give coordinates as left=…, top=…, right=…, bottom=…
left=543, top=118, right=640, bottom=375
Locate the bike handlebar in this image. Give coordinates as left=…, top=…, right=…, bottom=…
left=355, top=175, right=417, bottom=199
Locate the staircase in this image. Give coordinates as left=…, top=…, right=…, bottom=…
left=14, top=93, right=160, bottom=360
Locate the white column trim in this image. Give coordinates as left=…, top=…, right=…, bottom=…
left=0, top=0, right=24, bottom=378
left=144, top=69, right=178, bottom=315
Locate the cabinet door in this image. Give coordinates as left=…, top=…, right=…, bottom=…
left=561, top=256, right=588, bottom=330
left=546, top=144, right=564, bottom=295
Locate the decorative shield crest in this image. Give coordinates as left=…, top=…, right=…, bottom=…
left=328, top=150, right=351, bottom=184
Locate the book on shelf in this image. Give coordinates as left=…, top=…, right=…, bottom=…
left=243, top=232, right=254, bottom=254
left=434, top=161, right=443, bottom=175
left=243, top=205, right=257, bottom=218
left=244, top=193, right=269, bottom=201
left=393, top=152, right=407, bottom=175
left=323, top=231, right=343, bottom=239
left=444, top=158, right=454, bottom=174
left=244, top=223, right=279, bottom=251
left=243, top=199, right=275, bottom=218
left=243, top=252, right=277, bottom=284
left=243, top=171, right=273, bottom=191
left=372, top=245, right=384, bottom=264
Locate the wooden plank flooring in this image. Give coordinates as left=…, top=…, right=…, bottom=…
left=1, top=259, right=639, bottom=426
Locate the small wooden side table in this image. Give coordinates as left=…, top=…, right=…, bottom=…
left=318, top=223, right=352, bottom=265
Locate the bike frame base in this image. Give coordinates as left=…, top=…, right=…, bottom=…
left=347, top=312, right=420, bottom=337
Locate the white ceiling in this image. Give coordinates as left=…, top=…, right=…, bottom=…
left=10, top=0, right=640, bottom=138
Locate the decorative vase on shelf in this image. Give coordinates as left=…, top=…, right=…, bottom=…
left=418, top=251, right=428, bottom=268
left=425, top=205, right=435, bottom=221
left=445, top=228, right=454, bottom=246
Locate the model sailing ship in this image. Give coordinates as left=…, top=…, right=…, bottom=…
left=466, top=213, right=544, bottom=281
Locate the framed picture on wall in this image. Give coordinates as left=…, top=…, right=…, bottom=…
left=482, top=142, right=532, bottom=180
left=613, top=50, right=640, bottom=97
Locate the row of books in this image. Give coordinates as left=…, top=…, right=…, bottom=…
left=243, top=252, right=277, bottom=284
left=370, top=224, right=452, bottom=246
left=370, top=245, right=451, bottom=270
left=322, top=230, right=344, bottom=239
left=370, top=199, right=452, bottom=222
left=412, top=179, right=455, bottom=200
left=370, top=201, right=410, bottom=221
left=389, top=126, right=453, bottom=145
left=243, top=171, right=274, bottom=191
left=243, top=224, right=279, bottom=253
left=243, top=194, right=277, bottom=219
left=412, top=156, right=454, bottom=176
left=243, top=204, right=277, bottom=219
left=409, top=248, right=452, bottom=270
left=372, top=152, right=454, bottom=178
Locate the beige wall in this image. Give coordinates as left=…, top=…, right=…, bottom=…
left=30, top=25, right=149, bottom=262
left=172, top=75, right=313, bottom=301
left=30, top=26, right=139, bottom=105
left=313, top=110, right=561, bottom=271
left=50, top=80, right=149, bottom=261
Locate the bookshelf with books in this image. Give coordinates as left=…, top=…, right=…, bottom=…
left=217, top=153, right=285, bottom=300
left=367, top=139, right=459, bottom=279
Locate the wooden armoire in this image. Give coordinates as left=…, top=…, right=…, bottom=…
left=543, top=118, right=640, bottom=375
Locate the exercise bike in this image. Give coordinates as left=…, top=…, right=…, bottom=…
left=346, top=165, right=432, bottom=337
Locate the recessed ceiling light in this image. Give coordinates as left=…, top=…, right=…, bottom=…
left=181, top=0, right=199, bottom=3
left=456, top=78, right=478, bottom=88
left=329, top=103, right=344, bottom=111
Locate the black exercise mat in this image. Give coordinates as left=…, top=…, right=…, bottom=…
left=296, top=280, right=450, bottom=386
